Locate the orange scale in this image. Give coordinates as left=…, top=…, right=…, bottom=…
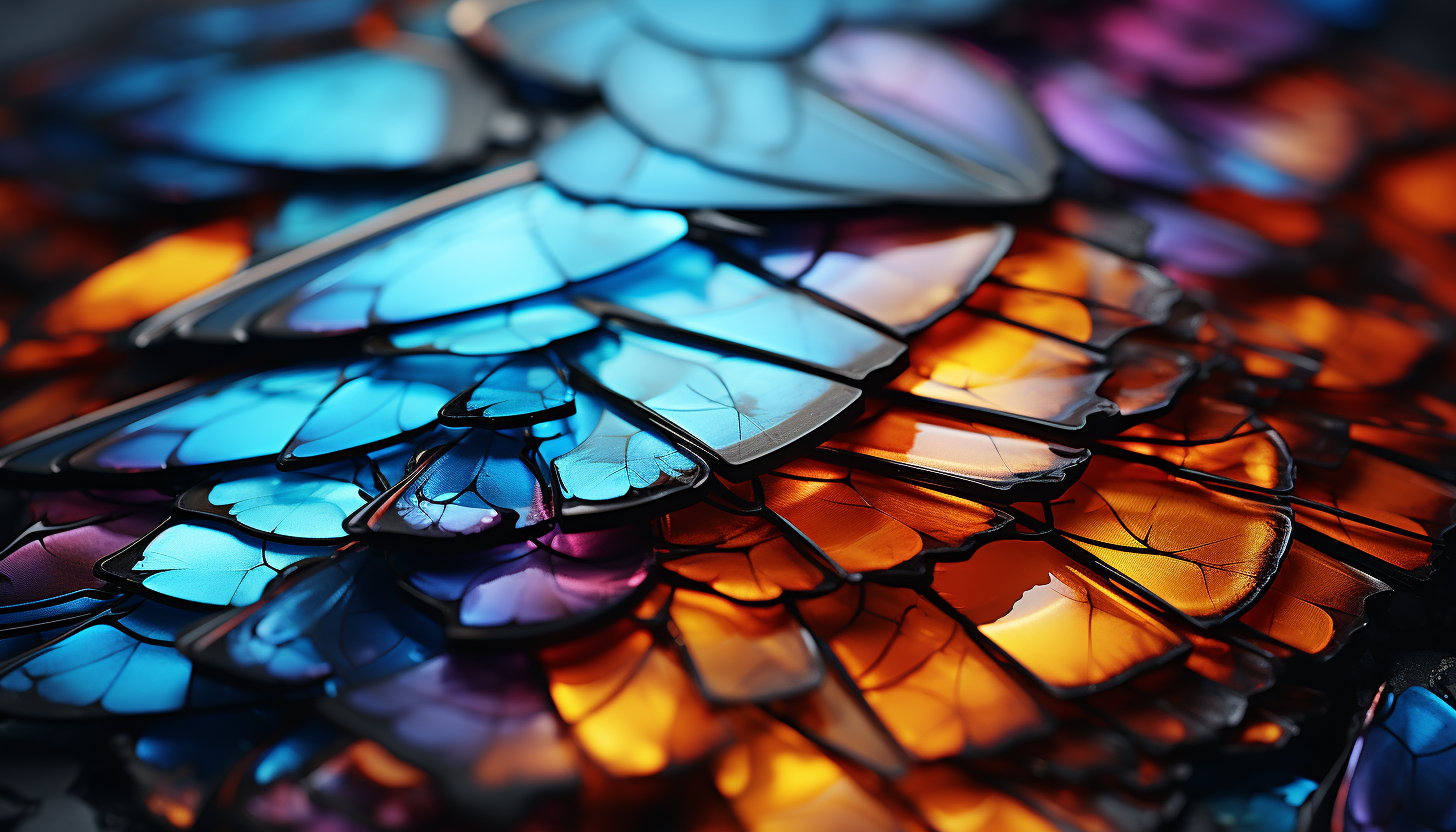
left=1179, top=631, right=1277, bottom=697
left=1085, top=684, right=1201, bottom=751
left=668, top=589, right=823, bottom=704
left=1405, top=393, right=1456, bottom=433
left=343, top=740, right=429, bottom=789
left=1121, top=754, right=1185, bottom=792
left=1350, top=421, right=1456, bottom=472
left=991, top=228, right=1174, bottom=318
left=965, top=282, right=1155, bottom=349
left=1231, top=714, right=1296, bottom=749
left=1187, top=186, right=1323, bottom=247
left=1227, top=343, right=1320, bottom=385
left=894, top=764, right=1060, bottom=832
left=764, top=668, right=907, bottom=777
left=1294, top=448, right=1456, bottom=541
left=932, top=539, right=1187, bottom=695
left=1359, top=204, right=1456, bottom=318
left=1324, top=57, right=1456, bottom=141
left=656, top=500, right=834, bottom=602
left=1105, top=428, right=1293, bottom=491
left=1283, top=389, right=1456, bottom=434
left=40, top=218, right=251, bottom=338
left=713, top=708, right=909, bottom=832
left=1237, top=295, right=1440, bottom=391
left=632, top=583, right=675, bottom=623
left=1258, top=406, right=1351, bottom=469
left=1092, top=665, right=1247, bottom=750
left=818, top=401, right=1088, bottom=497
left=1, top=334, right=108, bottom=372
left=1237, top=539, right=1389, bottom=659
left=1369, top=146, right=1456, bottom=235
left=1219, top=313, right=1319, bottom=363
left=0, top=370, right=109, bottom=445
left=659, top=547, right=830, bottom=603
left=1098, top=340, right=1198, bottom=417
left=143, top=783, right=200, bottom=830
left=1115, top=395, right=1262, bottom=444
left=1012, top=724, right=1135, bottom=783
left=1295, top=507, right=1440, bottom=575
left=890, top=310, right=1116, bottom=428
left=964, top=282, right=1094, bottom=342
left=1045, top=457, right=1293, bottom=624
left=796, top=584, right=1048, bottom=759
left=540, top=620, right=730, bottom=778
left=762, top=459, right=1007, bottom=573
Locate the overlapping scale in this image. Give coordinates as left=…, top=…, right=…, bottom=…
left=177, top=455, right=393, bottom=543
left=760, top=458, right=1008, bottom=572
left=656, top=494, right=837, bottom=602
left=1099, top=338, right=1200, bottom=418
left=132, top=173, right=680, bottom=344
left=1292, top=448, right=1455, bottom=575
left=933, top=539, right=1188, bottom=695
left=668, top=588, right=823, bottom=703
left=798, top=582, right=1050, bottom=757
left=320, top=652, right=579, bottom=822
left=538, top=618, right=730, bottom=776
left=561, top=325, right=863, bottom=476
left=392, top=526, right=652, bottom=641
left=540, top=393, right=710, bottom=526
left=97, top=520, right=331, bottom=607
left=3, top=1, right=1456, bottom=828
left=538, top=111, right=868, bottom=209
left=371, top=293, right=600, bottom=357
left=501, top=0, right=1056, bottom=208
left=248, top=181, right=689, bottom=338
left=891, top=310, right=1118, bottom=429
left=818, top=401, right=1089, bottom=498
left=349, top=427, right=552, bottom=546
left=279, top=356, right=489, bottom=468
left=601, top=33, right=1048, bottom=204
left=1237, top=539, right=1389, bottom=659
left=714, top=707, right=917, bottom=832
left=762, top=663, right=906, bottom=776
left=577, top=243, right=906, bottom=382
left=2, top=365, right=344, bottom=478
left=177, top=551, right=443, bottom=688
left=437, top=352, right=575, bottom=428
left=1038, top=456, right=1293, bottom=625
left=1104, top=395, right=1296, bottom=491
left=0, top=597, right=251, bottom=717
